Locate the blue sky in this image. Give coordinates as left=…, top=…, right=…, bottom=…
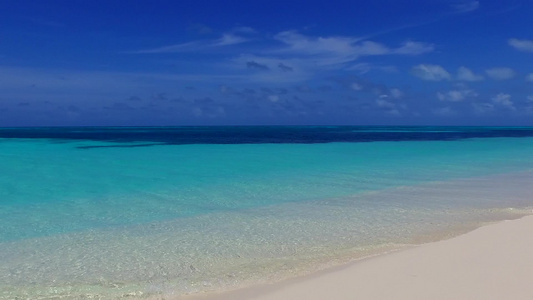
left=1, top=0, right=533, bottom=126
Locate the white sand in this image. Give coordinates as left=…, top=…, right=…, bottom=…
left=186, top=215, right=533, bottom=300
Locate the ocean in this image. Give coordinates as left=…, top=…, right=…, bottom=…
left=1, top=126, right=533, bottom=299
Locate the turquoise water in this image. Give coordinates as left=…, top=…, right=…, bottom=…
left=1, top=128, right=533, bottom=299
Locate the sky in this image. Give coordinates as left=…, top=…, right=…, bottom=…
left=1, top=0, right=533, bottom=126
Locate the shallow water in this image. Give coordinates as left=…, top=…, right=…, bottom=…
left=1, top=127, right=533, bottom=299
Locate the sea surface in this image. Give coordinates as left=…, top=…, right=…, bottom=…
left=1, top=126, right=533, bottom=299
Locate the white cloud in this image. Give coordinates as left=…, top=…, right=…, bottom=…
left=268, top=95, right=280, bottom=102
left=385, top=109, right=401, bottom=116
left=131, top=29, right=433, bottom=86
left=411, top=64, right=451, bottom=81
left=437, top=89, right=477, bottom=102
left=508, top=39, right=533, bottom=53
left=390, top=88, right=403, bottom=99
left=347, top=63, right=398, bottom=74
left=133, top=33, right=248, bottom=53
left=456, top=67, right=484, bottom=81
left=376, top=98, right=395, bottom=109
left=375, top=94, right=405, bottom=116
left=473, top=103, right=494, bottom=114
left=350, top=83, right=363, bottom=91
left=213, top=33, right=248, bottom=46
left=129, top=29, right=434, bottom=85
left=526, top=73, right=533, bottom=82
left=273, top=31, right=433, bottom=66
left=485, top=67, right=516, bottom=80
left=133, top=41, right=202, bottom=54
left=353, top=41, right=391, bottom=56
left=433, top=107, right=457, bottom=117
left=527, top=95, right=533, bottom=102
left=492, top=93, right=515, bottom=110
left=453, top=1, right=480, bottom=13
left=393, top=41, right=435, bottom=55
left=274, top=31, right=361, bottom=57
left=192, top=105, right=225, bottom=118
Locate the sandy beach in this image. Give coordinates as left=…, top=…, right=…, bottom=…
left=187, top=214, right=533, bottom=300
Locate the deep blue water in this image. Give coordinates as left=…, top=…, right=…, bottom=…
left=2, top=126, right=533, bottom=147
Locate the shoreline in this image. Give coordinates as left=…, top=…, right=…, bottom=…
left=183, top=214, right=533, bottom=300
left=2, top=170, right=533, bottom=299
